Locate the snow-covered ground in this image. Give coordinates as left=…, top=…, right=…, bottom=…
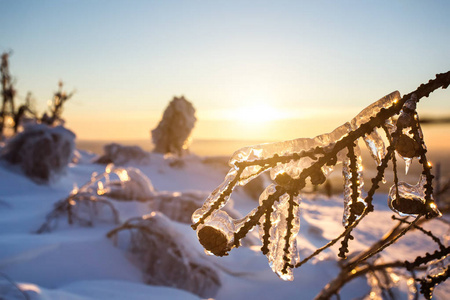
left=0, top=149, right=448, bottom=299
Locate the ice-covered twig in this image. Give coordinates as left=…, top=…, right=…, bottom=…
left=392, top=216, right=446, bottom=250
left=313, top=261, right=407, bottom=300
left=192, top=71, right=450, bottom=284
left=317, top=214, right=449, bottom=300
left=418, top=266, right=450, bottom=300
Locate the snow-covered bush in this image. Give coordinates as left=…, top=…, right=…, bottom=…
left=151, top=96, right=196, bottom=156
left=149, top=191, right=212, bottom=224
left=95, top=143, right=150, bottom=165
left=104, top=166, right=156, bottom=200
left=36, top=165, right=151, bottom=233
left=192, top=72, right=450, bottom=299
left=107, top=212, right=221, bottom=298
left=1, top=124, right=75, bottom=183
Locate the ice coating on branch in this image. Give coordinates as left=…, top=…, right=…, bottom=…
left=396, top=129, right=421, bottom=175
left=238, top=164, right=266, bottom=186
left=229, top=122, right=352, bottom=182
left=342, top=145, right=365, bottom=226
left=427, top=254, right=450, bottom=277
left=196, top=210, right=236, bottom=256
left=350, top=91, right=400, bottom=130
left=191, top=168, right=237, bottom=223
left=388, top=175, right=441, bottom=217
left=397, top=94, right=417, bottom=129
left=394, top=94, right=422, bottom=174
left=364, top=129, right=386, bottom=165
left=102, top=166, right=156, bottom=200
left=258, top=183, right=278, bottom=205
left=365, top=267, right=401, bottom=300
left=229, top=91, right=400, bottom=181
left=384, top=117, right=397, bottom=144
left=192, top=90, right=409, bottom=281
left=259, top=192, right=301, bottom=281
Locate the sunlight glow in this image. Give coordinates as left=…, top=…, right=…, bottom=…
left=234, top=104, right=286, bottom=123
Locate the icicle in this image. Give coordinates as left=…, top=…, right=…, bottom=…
left=262, top=192, right=301, bottom=281
left=404, top=157, right=412, bottom=175
left=342, top=161, right=352, bottom=225
left=388, top=175, right=441, bottom=217
left=394, top=94, right=422, bottom=173
left=364, top=129, right=386, bottom=165
left=427, top=254, right=450, bottom=277
left=342, top=145, right=365, bottom=227
left=395, top=132, right=420, bottom=175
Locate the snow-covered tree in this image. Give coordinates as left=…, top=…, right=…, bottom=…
left=151, top=96, right=196, bottom=156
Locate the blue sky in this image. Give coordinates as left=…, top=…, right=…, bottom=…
left=1, top=0, right=450, bottom=141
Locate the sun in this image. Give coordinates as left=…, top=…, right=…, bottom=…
left=234, top=104, right=285, bottom=124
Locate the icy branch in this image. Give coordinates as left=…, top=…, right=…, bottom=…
left=191, top=71, right=450, bottom=294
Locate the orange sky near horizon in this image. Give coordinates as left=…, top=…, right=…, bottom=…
left=66, top=102, right=450, bottom=155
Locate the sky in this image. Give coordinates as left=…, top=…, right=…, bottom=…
left=1, top=0, right=450, bottom=143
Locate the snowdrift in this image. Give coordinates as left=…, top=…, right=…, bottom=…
left=0, top=148, right=448, bottom=299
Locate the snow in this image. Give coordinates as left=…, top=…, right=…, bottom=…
left=0, top=147, right=449, bottom=299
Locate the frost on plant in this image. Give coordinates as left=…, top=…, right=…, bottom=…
left=192, top=71, right=450, bottom=290
left=36, top=164, right=153, bottom=233
left=107, top=212, right=221, bottom=298
left=1, top=124, right=75, bottom=183
left=96, top=142, right=150, bottom=165
left=151, top=96, right=196, bottom=156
